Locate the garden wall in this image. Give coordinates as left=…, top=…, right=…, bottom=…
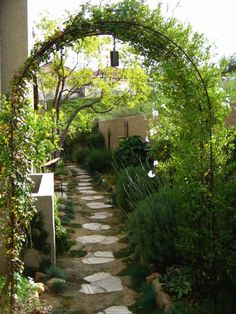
left=225, top=104, right=236, bottom=126
left=99, top=106, right=236, bottom=151
left=98, top=114, right=151, bottom=150
left=0, top=173, right=55, bottom=274
left=25, top=173, right=56, bottom=267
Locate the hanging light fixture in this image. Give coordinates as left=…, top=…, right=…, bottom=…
left=110, top=36, right=119, bottom=67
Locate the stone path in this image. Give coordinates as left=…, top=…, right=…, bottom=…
left=44, top=165, right=136, bottom=313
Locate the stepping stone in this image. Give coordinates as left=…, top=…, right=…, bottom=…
left=82, top=251, right=114, bottom=264
left=81, top=195, right=104, bottom=201
left=77, top=169, right=88, bottom=174
left=76, top=235, right=119, bottom=245
left=80, top=190, right=98, bottom=195
left=77, top=186, right=91, bottom=191
left=78, top=182, right=92, bottom=186
left=79, top=178, right=93, bottom=182
left=90, top=212, right=113, bottom=220
left=86, top=202, right=112, bottom=209
left=97, top=306, right=133, bottom=314
left=78, top=175, right=90, bottom=179
left=80, top=272, right=123, bottom=294
left=55, top=192, right=67, bottom=199
left=82, top=223, right=111, bottom=231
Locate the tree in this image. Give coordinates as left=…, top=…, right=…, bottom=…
left=34, top=14, right=152, bottom=156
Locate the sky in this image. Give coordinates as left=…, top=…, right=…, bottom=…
left=28, top=0, right=236, bottom=59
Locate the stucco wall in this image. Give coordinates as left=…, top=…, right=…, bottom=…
left=0, top=0, right=28, bottom=93
left=98, top=114, right=151, bottom=150
left=99, top=109, right=236, bottom=151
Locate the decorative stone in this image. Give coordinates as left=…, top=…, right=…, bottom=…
left=34, top=282, right=45, bottom=294
left=77, top=175, right=90, bottom=179
left=77, top=169, right=88, bottom=174
left=86, top=202, right=112, bottom=209
left=79, top=178, right=93, bottom=182
left=80, top=272, right=123, bottom=294
left=90, top=212, right=113, bottom=220
left=82, top=251, right=114, bottom=264
left=46, top=278, right=66, bottom=290
left=35, top=272, right=49, bottom=283
left=78, top=182, right=92, bottom=186
left=77, top=186, right=91, bottom=190
left=97, top=306, right=133, bottom=314
left=79, top=190, right=98, bottom=194
left=55, top=192, right=67, bottom=199
left=76, top=235, right=119, bottom=245
left=82, top=223, right=111, bottom=231
left=81, top=195, right=104, bottom=201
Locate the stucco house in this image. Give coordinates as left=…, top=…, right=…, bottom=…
left=0, top=0, right=29, bottom=94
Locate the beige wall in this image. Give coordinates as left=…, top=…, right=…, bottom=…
left=99, top=108, right=236, bottom=151
left=98, top=114, right=151, bottom=150
left=225, top=104, right=236, bottom=126
left=0, top=0, right=28, bottom=93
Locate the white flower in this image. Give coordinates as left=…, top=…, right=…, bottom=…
left=160, top=103, right=166, bottom=109
left=148, top=170, right=155, bottom=178
left=145, top=136, right=150, bottom=142
left=222, top=101, right=230, bottom=109
left=153, top=160, right=159, bottom=166
left=152, top=109, right=159, bottom=117
left=149, top=128, right=157, bottom=136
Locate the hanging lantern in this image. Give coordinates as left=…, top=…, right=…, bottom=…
left=110, top=36, right=119, bottom=67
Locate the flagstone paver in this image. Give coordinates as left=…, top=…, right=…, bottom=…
left=82, top=251, right=114, bottom=264
left=76, top=235, right=119, bottom=245
left=97, top=306, right=133, bottom=314
left=77, top=175, right=91, bottom=179
left=80, top=190, right=98, bottom=194
left=79, top=178, right=93, bottom=182
left=82, top=222, right=111, bottom=231
left=78, top=182, right=93, bottom=186
left=90, top=212, right=113, bottom=219
left=81, top=195, right=105, bottom=201
left=77, top=186, right=92, bottom=191
left=80, top=272, right=123, bottom=294
left=86, top=202, right=113, bottom=209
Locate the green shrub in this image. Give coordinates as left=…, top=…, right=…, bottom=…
left=161, top=266, right=193, bottom=300
left=0, top=274, right=35, bottom=301
left=128, top=187, right=180, bottom=269
left=50, top=281, right=66, bottom=294
left=63, top=130, right=105, bottom=162
left=86, top=131, right=105, bottom=148
left=45, top=265, right=66, bottom=280
left=114, top=163, right=160, bottom=214
left=55, top=220, right=71, bottom=256
left=54, top=198, right=73, bottom=256
left=75, top=147, right=90, bottom=165
left=30, top=212, right=50, bottom=255
left=69, top=248, right=87, bottom=258
left=119, top=263, right=151, bottom=291
left=148, top=138, right=172, bottom=162
left=85, top=149, right=112, bottom=172
left=54, top=160, right=68, bottom=176
left=129, top=283, right=157, bottom=314
left=113, top=135, right=151, bottom=168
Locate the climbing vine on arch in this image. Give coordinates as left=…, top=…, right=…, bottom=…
left=0, top=0, right=231, bottom=311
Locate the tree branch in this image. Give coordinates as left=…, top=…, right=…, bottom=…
left=59, top=98, right=101, bottom=148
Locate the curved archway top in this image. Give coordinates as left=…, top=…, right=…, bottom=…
left=11, top=0, right=212, bottom=111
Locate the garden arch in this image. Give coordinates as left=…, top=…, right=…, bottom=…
left=2, top=1, right=221, bottom=310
